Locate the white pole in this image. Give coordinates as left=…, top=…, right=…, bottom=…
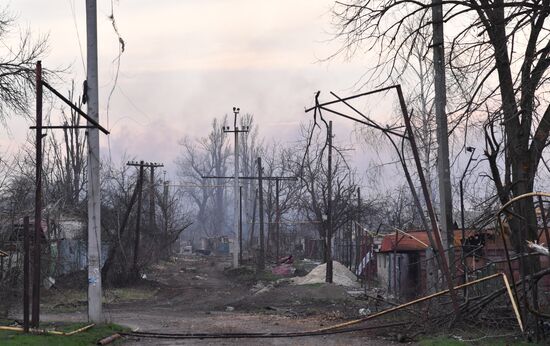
left=86, top=0, right=102, bottom=322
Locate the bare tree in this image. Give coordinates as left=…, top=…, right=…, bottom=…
left=0, top=8, right=49, bottom=123
left=331, top=0, right=550, bottom=331
left=292, top=124, right=359, bottom=259
left=177, top=116, right=231, bottom=238
left=332, top=0, right=550, bottom=268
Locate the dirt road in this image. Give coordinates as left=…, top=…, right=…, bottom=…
left=39, top=255, right=400, bottom=345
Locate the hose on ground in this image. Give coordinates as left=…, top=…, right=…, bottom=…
left=120, top=320, right=410, bottom=339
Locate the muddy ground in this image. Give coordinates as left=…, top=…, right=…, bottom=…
left=19, top=255, right=406, bottom=345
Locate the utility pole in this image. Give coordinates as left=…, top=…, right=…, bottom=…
left=223, top=107, right=249, bottom=268
left=249, top=188, right=258, bottom=250
left=149, top=166, right=156, bottom=232
left=32, top=61, right=43, bottom=328
left=432, top=0, right=455, bottom=274
left=163, top=175, right=169, bottom=234
left=127, top=161, right=164, bottom=276
left=23, top=216, right=30, bottom=332
left=460, top=146, right=476, bottom=290
left=355, top=187, right=361, bottom=275
left=134, top=162, right=144, bottom=276
left=304, top=85, right=460, bottom=314
left=275, top=179, right=280, bottom=260
left=326, top=121, right=333, bottom=283
left=257, top=157, right=265, bottom=271
left=86, top=0, right=102, bottom=323
left=239, top=186, right=243, bottom=265
left=163, top=176, right=170, bottom=254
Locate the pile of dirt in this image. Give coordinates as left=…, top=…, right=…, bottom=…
left=291, top=261, right=359, bottom=287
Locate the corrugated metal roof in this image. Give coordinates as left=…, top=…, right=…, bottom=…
left=379, top=229, right=477, bottom=252
left=378, top=228, right=549, bottom=253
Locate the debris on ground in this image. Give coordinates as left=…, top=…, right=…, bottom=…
left=359, top=308, right=371, bottom=316
left=271, top=263, right=295, bottom=277
left=291, top=261, right=359, bottom=287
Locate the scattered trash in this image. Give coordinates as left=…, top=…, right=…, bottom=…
left=182, top=245, right=193, bottom=255
left=358, top=308, right=371, bottom=316
left=141, top=273, right=147, bottom=280
left=97, top=333, right=122, bottom=345
left=346, top=290, right=364, bottom=297
left=271, top=263, right=295, bottom=277
left=225, top=306, right=235, bottom=312
left=254, top=284, right=273, bottom=295
left=192, top=275, right=207, bottom=280
left=43, top=276, right=55, bottom=290
left=277, top=255, right=293, bottom=264
left=527, top=240, right=549, bottom=256
left=251, top=282, right=265, bottom=291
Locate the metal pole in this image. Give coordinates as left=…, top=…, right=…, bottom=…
left=239, top=186, right=243, bottom=265
left=23, top=216, right=30, bottom=332
left=396, top=85, right=460, bottom=313
left=275, top=178, right=280, bottom=260
left=257, top=158, right=265, bottom=270
left=326, top=121, right=333, bottom=283
left=86, top=0, right=102, bottom=323
left=431, top=0, right=455, bottom=274
left=32, top=61, right=43, bottom=328
left=460, top=147, right=476, bottom=290
left=133, top=162, right=144, bottom=276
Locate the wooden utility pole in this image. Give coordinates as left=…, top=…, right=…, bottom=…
left=23, top=216, right=30, bottom=332
left=249, top=188, right=258, bottom=249
left=149, top=166, right=156, bottom=232
left=127, top=161, right=163, bottom=275
left=32, top=61, right=43, bottom=328
left=355, top=188, right=361, bottom=274
left=134, top=162, right=144, bottom=275
left=275, top=179, right=280, bottom=260
left=86, top=0, right=102, bottom=323
left=257, top=157, right=265, bottom=270
left=397, top=86, right=460, bottom=313
left=163, top=178, right=169, bottom=235
left=326, top=121, right=333, bottom=283
left=432, top=0, right=455, bottom=273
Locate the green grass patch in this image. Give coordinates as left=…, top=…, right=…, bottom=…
left=43, top=287, right=157, bottom=313
left=0, top=322, right=127, bottom=346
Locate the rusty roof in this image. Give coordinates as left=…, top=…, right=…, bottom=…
left=379, top=228, right=548, bottom=253
left=378, top=229, right=477, bottom=252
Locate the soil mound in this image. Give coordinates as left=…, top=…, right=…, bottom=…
left=291, top=261, right=359, bottom=287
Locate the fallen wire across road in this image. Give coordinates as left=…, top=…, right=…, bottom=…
left=121, top=271, right=523, bottom=340
left=120, top=321, right=411, bottom=339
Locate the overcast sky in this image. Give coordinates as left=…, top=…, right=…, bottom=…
left=3, top=0, right=401, bottom=185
